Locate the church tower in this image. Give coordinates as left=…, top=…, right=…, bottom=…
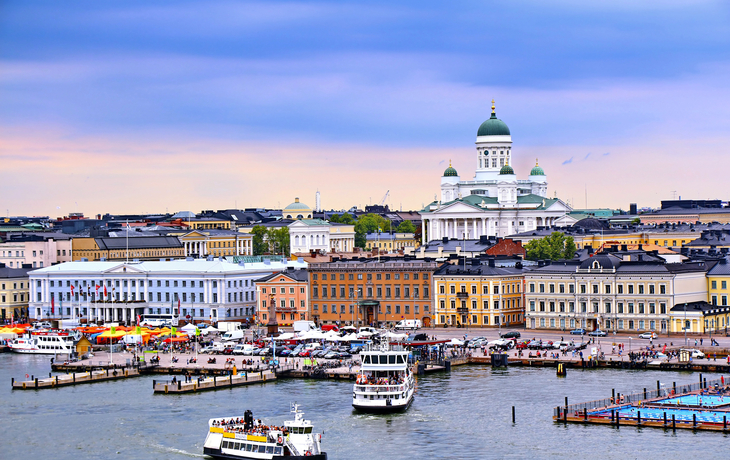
left=473, top=100, right=513, bottom=182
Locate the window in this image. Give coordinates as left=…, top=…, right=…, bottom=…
left=529, top=283, right=535, bottom=293
left=592, top=285, right=599, bottom=294
left=638, top=285, right=644, bottom=294
left=549, top=284, right=555, bottom=293
left=559, top=284, right=565, bottom=294
left=569, top=284, right=575, bottom=294
left=580, top=285, right=586, bottom=294
left=605, top=285, right=611, bottom=294
left=628, top=285, right=634, bottom=294
left=649, top=284, right=655, bottom=294
left=618, top=284, right=624, bottom=294
left=723, top=281, right=728, bottom=290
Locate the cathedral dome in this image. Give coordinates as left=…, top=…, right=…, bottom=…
left=283, top=198, right=312, bottom=219
left=530, top=160, right=545, bottom=176
left=443, top=161, right=458, bottom=177
left=477, top=101, right=510, bottom=137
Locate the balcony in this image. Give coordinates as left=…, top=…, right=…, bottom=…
left=456, top=292, right=469, bottom=299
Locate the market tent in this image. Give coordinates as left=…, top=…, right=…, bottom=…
left=96, top=329, right=127, bottom=343
left=0, top=328, right=18, bottom=340
left=180, top=324, right=198, bottom=334
left=162, top=336, right=189, bottom=343
left=449, top=338, right=465, bottom=346
left=383, top=331, right=407, bottom=340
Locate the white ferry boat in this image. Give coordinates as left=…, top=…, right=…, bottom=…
left=8, top=331, right=79, bottom=354
left=352, top=342, right=415, bottom=413
left=203, top=404, right=326, bottom=460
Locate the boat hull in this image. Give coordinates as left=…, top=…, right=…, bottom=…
left=352, top=393, right=414, bottom=413
left=203, top=447, right=327, bottom=460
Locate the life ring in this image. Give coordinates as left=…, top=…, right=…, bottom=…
left=305, top=451, right=312, bottom=456
left=25, top=374, right=29, bottom=379
left=277, top=436, right=283, bottom=444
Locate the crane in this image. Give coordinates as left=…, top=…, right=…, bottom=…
left=379, top=190, right=390, bottom=206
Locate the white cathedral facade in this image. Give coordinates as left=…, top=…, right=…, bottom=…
left=419, top=102, right=571, bottom=240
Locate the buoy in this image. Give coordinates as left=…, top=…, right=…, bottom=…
left=277, top=436, right=283, bottom=444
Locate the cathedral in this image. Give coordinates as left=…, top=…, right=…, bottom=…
left=419, top=102, right=571, bottom=239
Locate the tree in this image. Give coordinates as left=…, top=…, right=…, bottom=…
left=251, top=226, right=268, bottom=255
left=354, top=214, right=391, bottom=248
left=525, top=232, right=576, bottom=261
left=330, top=212, right=355, bottom=225
left=395, top=220, right=416, bottom=233
left=266, top=227, right=290, bottom=255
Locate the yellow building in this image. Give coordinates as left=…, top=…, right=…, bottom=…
left=0, top=263, right=31, bottom=321
left=182, top=218, right=232, bottom=230
left=433, top=260, right=523, bottom=329
left=364, top=232, right=418, bottom=252
left=172, top=230, right=253, bottom=258
left=669, top=301, right=730, bottom=336
left=72, top=236, right=185, bottom=261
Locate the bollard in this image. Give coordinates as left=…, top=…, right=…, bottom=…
left=11, top=378, right=14, bottom=386
left=153, top=379, right=156, bottom=388
left=657, top=380, right=660, bottom=392
left=56, top=375, right=58, bottom=386
left=584, top=408, right=588, bottom=421
left=612, top=389, right=615, bottom=402
left=73, top=373, right=76, bottom=383
left=664, top=411, right=667, bottom=427
left=512, top=406, right=515, bottom=424
left=563, top=406, right=568, bottom=422
left=637, top=411, right=641, bottom=426
left=672, top=414, right=676, bottom=430
left=704, top=377, right=707, bottom=389
left=693, top=413, right=697, bottom=428
left=699, top=373, right=703, bottom=388
left=724, top=415, right=727, bottom=431
left=673, top=381, right=676, bottom=393
left=35, top=378, right=38, bottom=389
left=214, top=376, right=216, bottom=386
left=565, top=396, right=569, bottom=408
left=643, top=388, right=647, bottom=399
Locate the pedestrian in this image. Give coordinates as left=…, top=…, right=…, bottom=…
left=701, top=338, right=704, bottom=346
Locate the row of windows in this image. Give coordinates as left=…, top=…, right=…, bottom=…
left=312, top=273, right=428, bottom=281
left=529, top=300, right=667, bottom=315
left=1, top=282, right=24, bottom=290
left=312, top=285, right=429, bottom=299
left=711, top=280, right=729, bottom=290
left=529, top=282, right=667, bottom=295
left=1, top=293, right=25, bottom=303
left=439, top=283, right=520, bottom=295
left=261, top=299, right=306, bottom=309
left=261, top=287, right=306, bottom=294
left=1, top=250, right=25, bottom=257
left=439, top=313, right=520, bottom=325
left=312, top=303, right=429, bottom=315
left=45, top=279, right=252, bottom=289
left=438, top=298, right=520, bottom=311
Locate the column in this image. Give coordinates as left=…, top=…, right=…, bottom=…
left=481, top=218, right=486, bottom=237
left=473, top=219, right=478, bottom=239
left=463, top=218, right=468, bottom=239
left=421, top=219, right=426, bottom=243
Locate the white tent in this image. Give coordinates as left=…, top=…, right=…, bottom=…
left=180, top=324, right=198, bottom=333
left=449, top=338, right=465, bottom=346
left=383, top=331, right=407, bottom=340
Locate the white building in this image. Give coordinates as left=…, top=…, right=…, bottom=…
left=0, top=234, right=72, bottom=269
left=419, top=102, right=571, bottom=239
left=279, top=198, right=356, bottom=254
left=28, top=257, right=307, bottom=325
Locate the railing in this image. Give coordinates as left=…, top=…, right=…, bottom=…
left=354, top=383, right=407, bottom=393
left=553, top=376, right=730, bottom=418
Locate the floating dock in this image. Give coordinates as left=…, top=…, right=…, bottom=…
left=153, top=369, right=277, bottom=394
left=554, top=375, right=730, bottom=431
left=12, top=367, right=141, bottom=390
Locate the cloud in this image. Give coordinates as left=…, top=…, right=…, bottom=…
left=562, top=157, right=573, bottom=165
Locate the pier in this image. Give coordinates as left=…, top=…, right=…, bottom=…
left=553, top=375, right=730, bottom=432
left=153, top=369, right=278, bottom=394
left=12, top=367, right=141, bottom=390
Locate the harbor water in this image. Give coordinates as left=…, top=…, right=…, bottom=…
left=2, top=353, right=728, bottom=459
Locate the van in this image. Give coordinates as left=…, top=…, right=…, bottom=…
left=395, top=319, right=421, bottom=330
left=233, top=344, right=255, bottom=355
left=221, top=330, right=244, bottom=342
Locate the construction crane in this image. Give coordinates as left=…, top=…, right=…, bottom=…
left=379, top=190, right=390, bottom=206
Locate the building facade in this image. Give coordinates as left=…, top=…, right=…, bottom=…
left=29, top=258, right=307, bottom=325
left=433, top=259, right=524, bottom=329
left=72, top=236, right=185, bottom=261
left=364, top=232, right=418, bottom=253
left=0, top=263, right=32, bottom=321
left=255, top=268, right=309, bottom=326
left=524, top=255, right=709, bottom=334
left=174, top=230, right=253, bottom=258
left=0, top=234, right=72, bottom=269
left=308, top=258, right=438, bottom=327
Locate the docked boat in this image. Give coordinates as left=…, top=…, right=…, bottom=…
left=352, top=342, right=415, bottom=413
left=203, top=404, right=326, bottom=460
left=8, top=331, right=79, bottom=354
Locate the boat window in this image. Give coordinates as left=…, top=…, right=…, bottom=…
left=305, top=427, right=312, bottom=434
left=389, top=355, right=396, bottom=364
left=397, top=355, right=405, bottom=364
left=363, top=355, right=371, bottom=364
left=245, top=444, right=252, bottom=451
left=275, top=447, right=283, bottom=455
left=266, top=446, right=274, bottom=454
left=222, top=441, right=229, bottom=449
left=251, top=445, right=259, bottom=453
left=239, top=443, right=245, bottom=450
left=379, top=356, right=387, bottom=364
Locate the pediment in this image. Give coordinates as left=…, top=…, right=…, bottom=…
left=103, top=264, right=146, bottom=274
left=431, top=201, right=483, bottom=214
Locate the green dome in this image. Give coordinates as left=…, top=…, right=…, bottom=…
left=477, top=112, right=511, bottom=137
left=499, top=164, right=515, bottom=175
left=443, top=161, right=458, bottom=177
left=530, top=165, right=545, bottom=175
left=283, top=198, right=311, bottom=211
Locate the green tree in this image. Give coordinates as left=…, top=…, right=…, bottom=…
left=395, top=220, right=416, bottom=233
left=525, top=232, right=576, bottom=261
left=330, top=212, right=355, bottom=225
left=354, top=214, right=391, bottom=248
left=266, top=227, right=290, bottom=255
left=251, top=226, right=268, bottom=255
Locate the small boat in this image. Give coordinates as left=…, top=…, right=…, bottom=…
left=203, top=404, right=326, bottom=459
left=352, top=342, right=415, bottom=413
left=8, top=331, right=79, bottom=354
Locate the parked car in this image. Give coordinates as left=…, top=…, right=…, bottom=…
left=638, top=331, right=658, bottom=339
left=500, top=331, right=521, bottom=339
left=588, top=330, right=607, bottom=337
left=570, top=328, right=586, bottom=335
left=686, top=349, right=706, bottom=359
left=406, top=333, right=429, bottom=342
left=527, top=340, right=543, bottom=349
left=487, top=339, right=512, bottom=351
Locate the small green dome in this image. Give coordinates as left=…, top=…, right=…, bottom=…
left=499, top=164, right=515, bottom=175
left=529, top=159, right=545, bottom=176
left=443, top=161, right=458, bottom=177
left=283, top=198, right=311, bottom=211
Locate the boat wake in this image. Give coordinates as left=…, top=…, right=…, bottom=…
left=151, top=443, right=206, bottom=458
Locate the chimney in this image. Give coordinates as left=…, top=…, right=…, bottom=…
left=621, top=244, right=628, bottom=251
left=488, top=259, right=495, bottom=268
left=442, top=237, right=448, bottom=243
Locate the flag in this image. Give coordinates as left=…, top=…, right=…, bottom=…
left=70, top=285, right=75, bottom=296
left=95, top=285, right=100, bottom=294
left=104, top=285, right=108, bottom=297
left=110, top=326, right=116, bottom=334
left=195, top=327, right=200, bottom=337
left=171, top=327, right=177, bottom=335
left=136, top=326, right=141, bottom=335
left=51, top=296, right=55, bottom=315
left=137, top=314, right=141, bottom=325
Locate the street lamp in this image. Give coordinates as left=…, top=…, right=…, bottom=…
left=628, top=336, right=632, bottom=353
left=684, top=303, right=688, bottom=347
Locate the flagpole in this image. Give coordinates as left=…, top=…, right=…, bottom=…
left=126, top=219, right=129, bottom=263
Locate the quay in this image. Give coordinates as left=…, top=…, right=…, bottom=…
left=12, top=367, right=141, bottom=390
left=553, top=374, right=730, bottom=432
left=153, top=368, right=278, bottom=394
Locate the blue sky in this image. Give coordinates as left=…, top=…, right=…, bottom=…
left=2, top=1, right=730, bottom=215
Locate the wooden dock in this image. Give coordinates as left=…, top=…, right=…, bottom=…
left=12, top=368, right=141, bottom=390
left=153, top=369, right=277, bottom=394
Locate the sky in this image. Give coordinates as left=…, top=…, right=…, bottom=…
left=2, top=0, right=730, bottom=218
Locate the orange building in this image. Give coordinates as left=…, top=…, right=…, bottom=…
left=256, top=268, right=309, bottom=326
left=308, top=257, right=441, bottom=327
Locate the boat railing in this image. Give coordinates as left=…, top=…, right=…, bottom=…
left=354, top=383, right=406, bottom=393
left=284, top=436, right=300, bottom=456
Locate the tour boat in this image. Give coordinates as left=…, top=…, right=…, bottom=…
left=8, top=331, right=79, bottom=354
left=203, top=404, right=326, bottom=460
left=352, top=342, right=415, bottom=413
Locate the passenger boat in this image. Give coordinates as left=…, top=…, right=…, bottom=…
left=7, top=331, right=79, bottom=354
left=352, top=342, right=415, bottom=413
left=203, top=404, right=326, bottom=459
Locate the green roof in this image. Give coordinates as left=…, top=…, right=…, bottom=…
left=283, top=198, right=311, bottom=211
left=499, top=164, right=515, bottom=175
left=299, top=219, right=330, bottom=226
left=477, top=112, right=510, bottom=136
left=530, top=165, right=545, bottom=175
